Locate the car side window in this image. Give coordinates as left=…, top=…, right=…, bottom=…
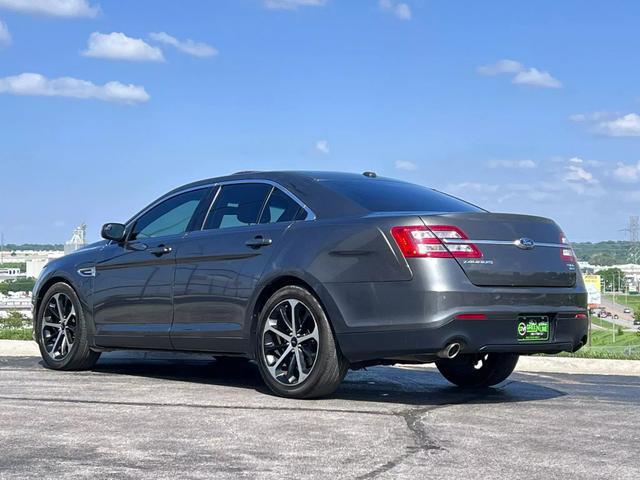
left=130, top=188, right=208, bottom=241
left=203, top=184, right=271, bottom=230
left=259, top=188, right=304, bottom=224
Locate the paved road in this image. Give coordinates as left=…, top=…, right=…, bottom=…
left=600, top=298, right=635, bottom=330
left=1, top=353, right=638, bottom=480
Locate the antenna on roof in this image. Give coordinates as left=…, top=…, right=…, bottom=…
left=362, top=171, right=377, bottom=178
left=233, top=170, right=261, bottom=175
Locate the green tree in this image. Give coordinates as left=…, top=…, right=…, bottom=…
left=599, top=268, right=625, bottom=292
left=589, top=253, right=617, bottom=266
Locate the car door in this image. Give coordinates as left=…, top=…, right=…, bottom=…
left=92, top=187, right=211, bottom=349
left=171, top=182, right=308, bottom=353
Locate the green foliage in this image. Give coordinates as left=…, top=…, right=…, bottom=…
left=572, top=241, right=638, bottom=265
left=589, top=253, right=617, bottom=266
left=0, top=262, right=26, bottom=271
left=0, top=310, right=32, bottom=340
left=598, top=268, right=626, bottom=291
left=0, top=328, right=32, bottom=340
left=0, top=277, right=36, bottom=294
left=2, top=243, right=63, bottom=251
left=1, top=310, right=28, bottom=328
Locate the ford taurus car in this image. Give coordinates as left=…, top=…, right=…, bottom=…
left=32, top=171, right=588, bottom=398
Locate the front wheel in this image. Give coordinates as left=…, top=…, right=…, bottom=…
left=256, top=286, right=348, bottom=399
left=436, top=353, right=519, bottom=388
left=35, top=282, right=101, bottom=370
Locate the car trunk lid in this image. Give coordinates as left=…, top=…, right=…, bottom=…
left=420, top=213, right=577, bottom=287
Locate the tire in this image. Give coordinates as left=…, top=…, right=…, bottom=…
left=35, top=282, right=101, bottom=370
left=435, top=353, right=519, bottom=388
left=256, top=286, right=348, bottom=399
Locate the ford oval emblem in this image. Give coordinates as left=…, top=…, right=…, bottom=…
left=515, top=238, right=536, bottom=250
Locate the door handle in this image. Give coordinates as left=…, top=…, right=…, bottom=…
left=148, top=245, right=173, bottom=256
left=245, top=236, right=272, bottom=249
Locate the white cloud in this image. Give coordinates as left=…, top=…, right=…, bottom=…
left=379, top=0, right=411, bottom=20
left=0, top=72, right=150, bottom=104
left=564, top=164, right=595, bottom=183
left=315, top=140, right=329, bottom=155
left=477, top=59, right=523, bottom=76
left=0, top=19, right=10, bottom=47
left=448, top=182, right=499, bottom=194
left=0, top=0, right=99, bottom=17
left=512, top=68, right=562, bottom=88
left=478, top=59, right=561, bottom=89
left=596, top=113, right=640, bottom=137
left=612, top=162, right=640, bottom=183
left=395, top=160, right=417, bottom=171
left=149, top=32, right=217, bottom=58
left=569, top=111, right=612, bottom=123
left=83, top=32, right=164, bottom=62
left=264, top=0, right=327, bottom=10
left=487, top=159, right=536, bottom=169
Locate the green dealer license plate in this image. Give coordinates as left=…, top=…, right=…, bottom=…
left=517, top=316, right=550, bottom=342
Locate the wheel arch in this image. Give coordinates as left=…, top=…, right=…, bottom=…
left=247, top=273, right=347, bottom=359
left=34, top=273, right=96, bottom=341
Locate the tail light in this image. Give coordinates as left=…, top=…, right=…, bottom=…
left=390, top=225, right=482, bottom=258
left=560, top=232, right=575, bottom=262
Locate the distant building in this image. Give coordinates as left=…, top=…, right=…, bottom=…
left=26, top=258, right=49, bottom=279
left=64, top=223, right=87, bottom=255
left=0, top=267, right=23, bottom=282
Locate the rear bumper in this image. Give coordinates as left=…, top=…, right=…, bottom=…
left=324, top=266, right=588, bottom=363
left=337, top=314, right=589, bottom=362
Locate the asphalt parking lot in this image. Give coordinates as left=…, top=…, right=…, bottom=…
left=1, top=352, right=638, bottom=480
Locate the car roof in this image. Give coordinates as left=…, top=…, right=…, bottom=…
left=162, top=171, right=392, bottom=219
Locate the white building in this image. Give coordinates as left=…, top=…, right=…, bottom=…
left=64, top=223, right=87, bottom=255
left=26, top=258, right=49, bottom=279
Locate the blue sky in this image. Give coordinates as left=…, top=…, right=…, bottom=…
left=1, top=0, right=640, bottom=244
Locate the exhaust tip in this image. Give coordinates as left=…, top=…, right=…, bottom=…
left=438, top=342, right=462, bottom=359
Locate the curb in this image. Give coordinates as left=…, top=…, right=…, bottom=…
left=2, top=340, right=640, bottom=376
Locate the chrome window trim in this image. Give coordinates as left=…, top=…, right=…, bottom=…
left=200, top=179, right=316, bottom=230
left=442, top=238, right=568, bottom=249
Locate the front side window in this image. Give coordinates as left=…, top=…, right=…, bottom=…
left=130, top=188, right=208, bottom=240
left=203, top=184, right=271, bottom=230
left=259, top=188, right=304, bottom=224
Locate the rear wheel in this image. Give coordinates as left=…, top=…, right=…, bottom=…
left=36, top=282, right=101, bottom=370
left=256, top=286, right=348, bottom=399
left=436, top=353, right=519, bottom=388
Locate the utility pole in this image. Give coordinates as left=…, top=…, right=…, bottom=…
left=0, top=232, right=4, bottom=266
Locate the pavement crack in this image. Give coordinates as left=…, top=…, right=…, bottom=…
left=355, top=396, right=484, bottom=479
left=0, top=395, right=396, bottom=417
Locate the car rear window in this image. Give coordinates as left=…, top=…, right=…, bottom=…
left=322, top=180, right=484, bottom=213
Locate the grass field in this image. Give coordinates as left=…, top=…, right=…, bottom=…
left=0, top=328, right=32, bottom=341
left=556, top=314, right=640, bottom=360
left=604, top=293, right=640, bottom=312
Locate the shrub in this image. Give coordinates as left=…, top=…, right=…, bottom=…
left=1, top=310, right=28, bottom=329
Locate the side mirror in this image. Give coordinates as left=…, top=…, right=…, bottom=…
left=101, top=223, right=126, bottom=242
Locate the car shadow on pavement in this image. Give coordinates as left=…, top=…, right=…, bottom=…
left=88, top=353, right=565, bottom=407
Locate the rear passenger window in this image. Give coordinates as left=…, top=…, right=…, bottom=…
left=259, top=188, right=304, bottom=224
left=203, top=184, right=271, bottom=230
